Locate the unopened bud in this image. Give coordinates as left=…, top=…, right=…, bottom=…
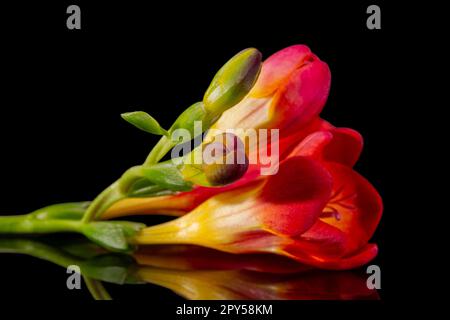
left=203, top=48, right=262, bottom=120
left=170, top=101, right=207, bottom=135
left=201, top=133, right=249, bottom=186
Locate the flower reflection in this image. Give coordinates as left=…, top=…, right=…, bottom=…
left=0, top=237, right=379, bottom=300
left=138, top=267, right=377, bottom=300
left=135, top=245, right=311, bottom=274
left=135, top=245, right=379, bottom=300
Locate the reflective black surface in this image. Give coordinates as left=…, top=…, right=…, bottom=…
left=0, top=0, right=398, bottom=305
left=0, top=235, right=379, bottom=300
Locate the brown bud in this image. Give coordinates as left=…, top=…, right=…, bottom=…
left=201, top=133, right=249, bottom=186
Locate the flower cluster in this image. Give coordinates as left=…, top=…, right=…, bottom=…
left=106, top=45, right=383, bottom=270
left=0, top=45, right=383, bottom=301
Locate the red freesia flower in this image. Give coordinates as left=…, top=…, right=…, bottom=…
left=105, top=44, right=332, bottom=218
left=133, top=128, right=382, bottom=269
left=104, top=44, right=382, bottom=270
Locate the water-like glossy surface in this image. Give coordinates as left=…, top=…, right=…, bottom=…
left=0, top=236, right=379, bottom=300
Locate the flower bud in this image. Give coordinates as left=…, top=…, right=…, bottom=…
left=201, top=133, right=248, bottom=186
left=179, top=133, right=249, bottom=187
left=203, top=48, right=262, bottom=120
left=169, top=101, right=207, bottom=135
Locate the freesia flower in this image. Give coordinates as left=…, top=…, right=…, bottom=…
left=104, top=44, right=332, bottom=218
left=132, top=128, right=382, bottom=270
left=102, top=125, right=364, bottom=220
left=274, top=129, right=382, bottom=269
left=104, top=44, right=382, bottom=270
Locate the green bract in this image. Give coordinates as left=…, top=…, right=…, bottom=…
left=141, top=162, right=193, bottom=192
left=81, top=221, right=145, bottom=252
left=121, top=111, right=169, bottom=136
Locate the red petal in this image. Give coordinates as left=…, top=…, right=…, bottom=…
left=259, top=156, right=333, bottom=236
left=286, top=127, right=363, bottom=167
left=251, top=45, right=313, bottom=97
left=290, top=220, right=348, bottom=258
left=272, top=162, right=382, bottom=267
left=105, top=121, right=338, bottom=219
left=321, top=162, right=383, bottom=254
left=272, top=58, right=331, bottom=135
left=288, top=130, right=333, bottom=158
left=323, top=128, right=363, bottom=167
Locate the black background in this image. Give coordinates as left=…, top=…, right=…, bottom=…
left=0, top=0, right=407, bottom=314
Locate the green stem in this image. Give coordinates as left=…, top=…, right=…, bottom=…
left=82, top=139, right=176, bottom=222
left=118, top=166, right=144, bottom=191
left=81, top=129, right=175, bottom=223
left=3, top=124, right=176, bottom=228
left=81, top=181, right=124, bottom=223
left=144, top=135, right=175, bottom=166
left=0, top=214, right=83, bottom=234
left=30, top=202, right=90, bottom=220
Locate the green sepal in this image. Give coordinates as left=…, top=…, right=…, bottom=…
left=141, top=162, right=193, bottom=192
left=169, top=101, right=208, bottom=138
left=121, top=111, right=169, bottom=136
left=127, top=178, right=176, bottom=197
left=81, top=221, right=145, bottom=253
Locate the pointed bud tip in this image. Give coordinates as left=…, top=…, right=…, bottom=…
left=203, top=48, right=262, bottom=117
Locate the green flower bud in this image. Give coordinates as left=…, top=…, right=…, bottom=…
left=203, top=48, right=262, bottom=119
left=169, top=101, right=207, bottom=136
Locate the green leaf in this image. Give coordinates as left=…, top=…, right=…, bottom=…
left=121, top=111, right=169, bottom=136
left=141, top=162, right=193, bottom=192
